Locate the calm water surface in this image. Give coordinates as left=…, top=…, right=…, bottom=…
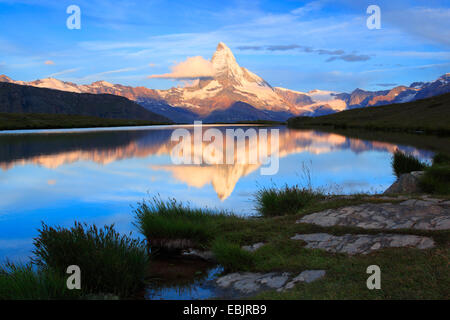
left=0, top=125, right=433, bottom=262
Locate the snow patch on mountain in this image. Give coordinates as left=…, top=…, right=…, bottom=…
left=0, top=42, right=448, bottom=122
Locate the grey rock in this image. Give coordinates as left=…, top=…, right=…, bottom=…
left=277, top=270, right=326, bottom=292
left=259, top=273, right=290, bottom=289
left=384, top=171, right=424, bottom=194
left=297, top=202, right=450, bottom=231
left=291, top=233, right=435, bottom=255
left=399, top=199, right=417, bottom=206
left=216, top=270, right=325, bottom=296
left=181, top=248, right=215, bottom=261
left=291, top=233, right=332, bottom=242
left=293, top=270, right=326, bottom=283
left=242, top=242, right=265, bottom=252
left=151, top=238, right=196, bottom=251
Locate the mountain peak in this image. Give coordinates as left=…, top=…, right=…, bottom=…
left=216, top=42, right=230, bottom=51
left=212, top=42, right=237, bottom=66
left=0, top=74, right=13, bottom=82
left=210, top=42, right=243, bottom=86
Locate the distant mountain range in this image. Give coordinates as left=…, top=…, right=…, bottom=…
left=1, top=42, right=449, bottom=123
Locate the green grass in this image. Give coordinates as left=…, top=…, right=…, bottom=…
left=206, top=195, right=450, bottom=299
left=0, top=263, right=80, bottom=300
left=133, top=197, right=237, bottom=248
left=287, top=92, right=450, bottom=135
left=255, top=185, right=325, bottom=217
left=388, top=150, right=450, bottom=195
left=419, top=153, right=450, bottom=195
left=391, top=149, right=427, bottom=178
left=131, top=193, right=449, bottom=299
left=253, top=247, right=449, bottom=300
left=0, top=112, right=169, bottom=131
left=32, top=222, right=149, bottom=298
left=211, top=238, right=254, bottom=272
left=432, top=152, right=450, bottom=165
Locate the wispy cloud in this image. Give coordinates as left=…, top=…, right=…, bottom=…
left=44, top=60, right=54, bottom=65
left=376, top=83, right=397, bottom=87
left=48, top=68, right=79, bottom=78
left=75, top=67, right=138, bottom=82
left=384, top=6, right=450, bottom=47
left=326, top=54, right=371, bottom=62
left=267, top=44, right=301, bottom=51
left=291, top=1, right=324, bottom=16
left=237, top=44, right=369, bottom=62
left=362, top=62, right=450, bottom=74
left=2, top=0, right=448, bottom=91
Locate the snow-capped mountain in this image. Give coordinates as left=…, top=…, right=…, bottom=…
left=1, top=44, right=449, bottom=123
left=156, top=42, right=293, bottom=116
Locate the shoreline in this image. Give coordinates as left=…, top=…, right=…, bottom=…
left=0, top=112, right=283, bottom=133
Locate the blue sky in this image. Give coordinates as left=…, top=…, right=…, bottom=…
left=0, top=0, right=449, bottom=92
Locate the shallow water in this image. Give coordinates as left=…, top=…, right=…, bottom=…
left=145, top=258, right=223, bottom=300
left=0, top=124, right=433, bottom=262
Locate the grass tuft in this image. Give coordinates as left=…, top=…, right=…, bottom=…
left=211, top=239, right=254, bottom=272
left=133, top=197, right=236, bottom=247
left=391, top=149, right=427, bottom=178
left=419, top=153, right=450, bottom=195
left=32, top=222, right=149, bottom=298
left=255, top=185, right=325, bottom=217
left=0, top=262, right=79, bottom=300
left=432, top=152, right=450, bottom=165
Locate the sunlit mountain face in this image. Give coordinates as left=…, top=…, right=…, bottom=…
left=2, top=44, right=448, bottom=122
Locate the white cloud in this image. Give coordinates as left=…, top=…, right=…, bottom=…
left=148, top=56, right=215, bottom=80
left=48, top=68, right=79, bottom=77
left=291, top=1, right=323, bottom=15
left=384, top=6, right=450, bottom=47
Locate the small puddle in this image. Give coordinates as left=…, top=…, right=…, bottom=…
left=145, top=257, right=224, bottom=300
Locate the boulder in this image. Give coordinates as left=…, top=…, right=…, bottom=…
left=150, top=238, right=196, bottom=252
left=242, top=242, right=265, bottom=252
left=384, top=171, right=424, bottom=194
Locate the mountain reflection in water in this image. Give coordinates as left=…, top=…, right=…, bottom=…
left=0, top=125, right=433, bottom=262
left=0, top=125, right=431, bottom=201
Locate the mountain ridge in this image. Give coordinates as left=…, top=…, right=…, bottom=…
left=1, top=43, right=448, bottom=123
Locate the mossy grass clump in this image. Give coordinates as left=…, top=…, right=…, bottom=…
left=211, top=238, right=254, bottom=272
left=255, top=185, right=325, bottom=217
left=431, top=152, right=450, bottom=165
left=32, top=222, right=149, bottom=298
left=0, top=262, right=80, bottom=300
left=420, top=153, right=450, bottom=195
left=133, top=197, right=237, bottom=247
left=391, top=149, right=427, bottom=178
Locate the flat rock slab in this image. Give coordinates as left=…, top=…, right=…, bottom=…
left=297, top=201, right=450, bottom=230
left=291, top=233, right=435, bottom=255
left=242, top=242, right=265, bottom=252
left=215, top=270, right=325, bottom=296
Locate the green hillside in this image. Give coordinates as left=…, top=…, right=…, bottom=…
left=0, top=82, right=170, bottom=123
left=288, top=93, right=450, bottom=135
left=0, top=112, right=170, bottom=131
